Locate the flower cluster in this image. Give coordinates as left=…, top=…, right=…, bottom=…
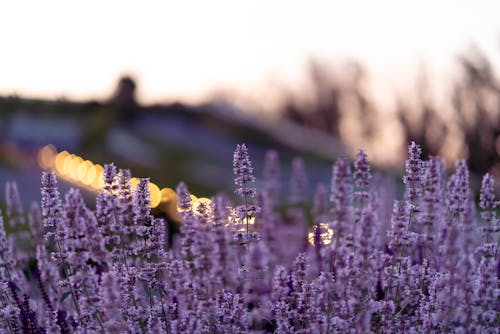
left=0, top=143, right=498, bottom=333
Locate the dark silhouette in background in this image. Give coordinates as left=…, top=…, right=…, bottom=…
left=109, top=76, right=138, bottom=120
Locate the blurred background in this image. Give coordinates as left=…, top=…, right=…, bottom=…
left=0, top=0, right=499, bottom=207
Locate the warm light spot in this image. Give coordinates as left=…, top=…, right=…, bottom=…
left=37, top=145, right=214, bottom=221
left=193, top=197, right=213, bottom=214
left=242, top=215, right=255, bottom=226
left=160, top=188, right=177, bottom=203
left=159, top=188, right=181, bottom=222
left=131, top=179, right=162, bottom=207
left=54, top=151, right=70, bottom=174
left=308, top=223, right=334, bottom=246
left=77, top=160, right=92, bottom=184
left=226, top=206, right=257, bottom=232
left=149, top=182, right=161, bottom=208
left=68, top=156, right=84, bottom=181
left=82, top=162, right=96, bottom=186
left=176, top=194, right=198, bottom=213
left=92, top=164, right=104, bottom=189
left=130, top=177, right=140, bottom=192
left=37, top=144, right=57, bottom=170
left=62, top=154, right=77, bottom=176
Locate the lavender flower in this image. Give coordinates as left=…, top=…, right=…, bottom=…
left=102, top=163, right=117, bottom=193
left=446, top=160, right=471, bottom=221
left=117, top=168, right=134, bottom=224
left=403, top=141, right=424, bottom=206
left=479, top=173, right=497, bottom=212
left=133, top=178, right=153, bottom=227
left=0, top=142, right=497, bottom=333
left=312, top=183, right=328, bottom=219
left=330, top=157, right=353, bottom=239
left=5, top=182, right=25, bottom=228
left=0, top=213, right=18, bottom=282
left=473, top=257, right=499, bottom=331
left=388, top=201, right=413, bottom=255
left=354, top=149, right=371, bottom=190
left=263, top=149, right=281, bottom=204
left=479, top=173, right=499, bottom=247
left=233, top=144, right=260, bottom=239
left=353, top=150, right=373, bottom=239
left=99, top=271, right=127, bottom=332
left=289, top=157, right=308, bottom=206
left=176, top=181, right=193, bottom=214
left=40, top=171, right=62, bottom=229
left=421, top=156, right=445, bottom=258
left=27, top=202, right=43, bottom=244
left=233, top=143, right=256, bottom=200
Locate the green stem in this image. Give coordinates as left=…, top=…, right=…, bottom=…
left=391, top=300, right=409, bottom=319
left=121, top=250, right=145, bottom=334
left=56, top=240, right=83, bottom=325
left=156, top=271, right=169, bottom=334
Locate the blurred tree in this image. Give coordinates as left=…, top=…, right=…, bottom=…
left=282, top=52, right=499, bottom=175
left=397, top=69, right=448, bottom=159
left=284, top=60, right=342, bottom=136
left=451, top=49, right=500, bottom=174
left=283, top=59, right=376, bottom=142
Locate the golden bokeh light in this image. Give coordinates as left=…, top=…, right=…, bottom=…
left=192, top=197, right=213, bottom=215
left=308, top=223, right=334, bottom=246
left=54, top=151, right=70, bottom=174
left=159, top=188, right=181, bottom=222
left=149, top=182, right=161, bottom=208
left=226, top=206, right=257, bottom=232
left=61, top=154, right=75, bottom=176
left=92, top=164, right=104, bottom=189
left=193, top=197, right=212, bottom=208
left=130, top=177, right=140, bottom=192
left=84, top=165, right=97, bottom=186
left=177, top=194, right=198, bottom=213
left=78, top=160, right=95, bottom=185
left=160, top=187, right=177, bottom=203
left=38, top=145, right=209, bottom=222
left=242, top=215, right=255, bottom=226
left=68, top=156, right=84, bottom=181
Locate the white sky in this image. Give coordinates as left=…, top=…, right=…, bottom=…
left=0, top=0, right=499, bottom=110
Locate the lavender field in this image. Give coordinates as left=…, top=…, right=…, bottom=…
left=0, top=142, right=498, bottom=333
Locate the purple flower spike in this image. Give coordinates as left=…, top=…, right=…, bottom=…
left=388, top=201, right=412, bottom=254
left=40, top=171, right=63, bottom=229
left=5, top=181, right=25, bottom=227
left=403, top=141, right=423, bottom=205
left=103, top=163, right=117, bottom=193
left=331, top=157, right=353, bottom=237
left=233, top=144, right=260, bottom=226
left=479, top=173, right=496, bottom=211
left=133, top=178, right=152, bottom=226
left=289, top=157, right=308, bottom=206
left=354, top=149, right=371, bottom=190
left=233, top=144, right=256, bottom=199
left=176, top=181, right=192, bottom=213
left=478, top=173, right=498, bottom=254
left=263, top=149, right=281, bottom=203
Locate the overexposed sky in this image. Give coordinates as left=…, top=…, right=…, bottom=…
left=0, top=0, right=499, bottom=109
